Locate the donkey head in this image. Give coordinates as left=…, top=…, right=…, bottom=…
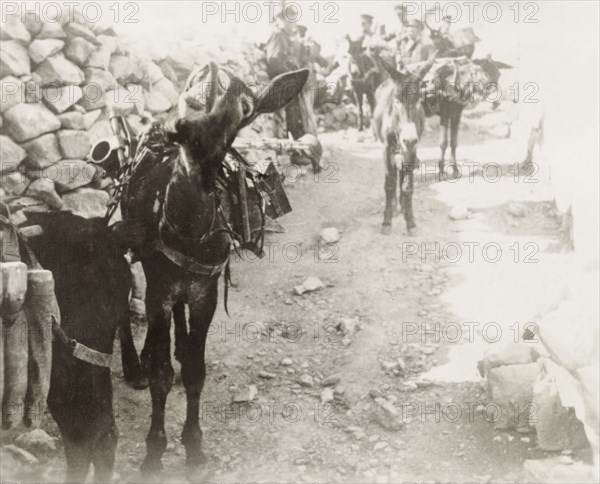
left=168, top=62, right=308, bottom=185
left=380, top=52, right=437, bottom=155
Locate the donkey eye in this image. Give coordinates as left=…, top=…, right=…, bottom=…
left=241, top=98, right=253, bottom=117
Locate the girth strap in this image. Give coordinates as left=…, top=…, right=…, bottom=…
left=52, top=318, right=112, bottom=369
left=155, top=239, right=228, bottom=277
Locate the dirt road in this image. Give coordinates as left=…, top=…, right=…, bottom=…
left=40, top=105, right=571, bottom=483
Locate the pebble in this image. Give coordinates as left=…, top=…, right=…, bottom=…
left=319, top=227, right=341, bottom=244
left=280, top=358, right=293, bottom=366
left=321, top=374, right=341, bottom=387
left=299, top=374, right=314, bottom=387
left=258, top=370, right=276, bottom=379
left=321, top=387, right=334, bottom=403
left=232, top=384, right=258, bottom=403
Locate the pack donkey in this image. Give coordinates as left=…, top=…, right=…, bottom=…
left=136, top=62, right=308, bottom=474
left=372, top=53, right=437, bottom=235
left=346, top=35, right=386, bottom=131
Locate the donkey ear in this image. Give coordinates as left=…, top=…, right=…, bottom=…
left=166, top=118, right=191, bottom=145
left=254, top=69, right=310, bottom=114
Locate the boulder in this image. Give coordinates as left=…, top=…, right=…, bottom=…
left=28, top=39, right=64, bottom=64
left=64, top=23, right=98, bottom=45
left=144, top=89, right=171, bottom=114
left=0, top=16, right=31, bottom=44
left=34, top=53, right=84, bottom=86
left=23, top=16, right=42, bottom=36
left=61, top=187, right=109, bottom=217
left=0, top=40, right=31, bottom=76
left=43, top=84, right=83, bottom=113
left=78, top=85, right=106, bottom=111
left=0, top=135, right=26, bottom=173
left=87, top=119, right=112, bottom=144
left=25, top=179, right=64, bottom=209
left=96, top=35, right=116, bottom=54
left=152, top=77, right=179, bottom=106
left=480, top=341, right=535, bottom=376
left=64, top=36, right=95, bottom=66
left=533, top=375, right=589, bottom=451
left=143, top=60, right=164, bottom=85
left=23, top=78, right=41, bottom=103
left=57, top=111, right=85, bottom=130
left=0, top=76, right=24, bottom=112
left=371, top=399, right=404, bottom=431
left=125, top=84, right=145, bottom=115
left=164, top=51, right=195, bottom=77
left=56, top=129, right=91, bottom=159
left=22, top=133, right=62, bottom=169
left=46, top=159, right=98, bottom=192
left=1, top=171, right=29, bottom=196
left=487, top=362, right=542, bottom=429
left=109, top=54, right=133, bottom=82
left=4, top=103, right=60, bottom=142
left=36, top=22, right=66, bottom=40
left=83, top=109, right=103, bottom=130
left=14, top=429, right=57, bottom=458
left=105, top=86, right=135, bottom=115
left=83, top=67, right=117, bottom=91
left=85, top=46, right=111, bottom=70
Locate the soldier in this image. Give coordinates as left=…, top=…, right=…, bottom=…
left=359, top=13, right=375, bottom=49
left=397, top=19, right=434, bottom=68
left=265, top=10, right=303, bottom=139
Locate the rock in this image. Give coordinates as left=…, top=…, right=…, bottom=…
left=158, top=59, right=179, bottom=83
left=280, top=358, right=293, bottom=367
left=57, top=111, right=85, bottom=130
left=487, top=362, right=542, bottom=429
left=144, top=89, right=171, bottom=114
left=321, top=387, right=335, bottom=403
left=1, top=171, right=29, bottom=196
left=78, top=86, right=106, bottom=111
left=83, top=110, right=103, bottom=130
left=232, top=384, right=258, bottom=403
left=320, top=227, right=340, bottom=244
left=381, top=361, right=398, bottom=371
left=83, top=67, right=117, bottom=92
left=96, top=35, right=117, bottom=54
left=293, top=276, right=325, bottom=295
left=23, top=77, right=41, bottom=103
left=0, top=76, right=24, bottom=112
left=321, top=374, right=341, bottom=387
left=64, top=36, right=95, bottom=66
left=61, top=187, right=108, bottom=217
left=47, top=159, right=99, bottom=192
left=143, top=60, right=164, bottom=85
left=1, top=40, right=31, bottom=76
left=372, top=400, right=404, bottom=431
left=4, top=103, right=60, bottom=142
left=0, top=135, right=26, bottom=172
left=124, top=84, right=145, bottom=115
left=85, top=46, right=111, bottom=70
left=533, top=376, right=589, bottom=451
left=25, top=179, right=64, bottom=209
left=22, top=133, right=62, bottom=169
left=338, top=318, right=361, bottom=337
left=43, top=84, right=83, bottom=113
left=507, top=202, right=527, bottom=217
left=28, top=39, right=64, bottom=64
left=64, top=23, right=98, bottom=45
left=36, top=22, right=66, bottom=40
left=1, top=16, right=31, bottom=44
left=34, top=53, right=84, bottom=86
left=152, top=78, right=179, bottom=106
left=480, top=341, right=535, bottom=376
left=87, top=119, right=112, bottom=144
left=164, top=51, right=195, bottom=77
left=298, top=374, right=314, bottom=387
left=258, top=370, right=276, bottom=379
left=449, top=204, right=470, bottom=220
left=14, top=429, right=57, bottom=457
left=56, top=129, right=91, bottom=159
left=109, top=54, right=133, bottom=82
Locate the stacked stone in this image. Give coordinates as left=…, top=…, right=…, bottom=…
left=479, top=340, right=589, bottom=452
left=1, top=12, right=275, bottom=220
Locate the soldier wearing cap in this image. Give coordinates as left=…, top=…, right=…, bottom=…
left=397, top=18, right=434, bottom=67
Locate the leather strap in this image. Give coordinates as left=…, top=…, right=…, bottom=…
left=72, top=342, right=112, bottom=368
left=155, top=239, right=227, bottom=277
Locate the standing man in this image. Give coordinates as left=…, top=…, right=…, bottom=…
left=266, top=10, right=303, bottom=139
left=397, top=19, right=433, bottom=68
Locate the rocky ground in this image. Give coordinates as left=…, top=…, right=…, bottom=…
left=2, top=103, right=594, bottom=483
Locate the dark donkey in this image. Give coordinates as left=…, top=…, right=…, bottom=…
left=372, top=53, right=436, bottom=235
left=138, top=62, right=308, bottom=474
left=346, top=35, right=386, bottom=131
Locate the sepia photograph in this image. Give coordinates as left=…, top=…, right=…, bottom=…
left=0, top=1, right=598, bottom=483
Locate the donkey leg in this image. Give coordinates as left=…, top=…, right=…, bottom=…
left=439, top=121, right=449, bottom=176
left=92, top=416, right=118, bottom=483
left=355, top=90, right=364, bottom=131
left=401, top=167, right=417, bottom=235
left=141, top=294, right=175, bottom=474
left=119, top=313, right=147, bottom=389
left=382, top=145, right=397, bottom=235
left=180, top=281, right=218, bottom=469
left=173, top=301, right=187, bottom=363
left=449, top=107, right=462, bottom=178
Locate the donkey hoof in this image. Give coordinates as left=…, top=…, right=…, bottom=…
left=381, top=225, right=392, bottom=236
left=140, top=457, right=163, bottom=476
left=126, top=375, right=149, bottom=390
left=186, top=450, right=208, bottom=468
left=406, top=226, right=418, bottom=237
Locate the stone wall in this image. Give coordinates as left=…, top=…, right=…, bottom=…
left=1, top=11, right=274, bottom=220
